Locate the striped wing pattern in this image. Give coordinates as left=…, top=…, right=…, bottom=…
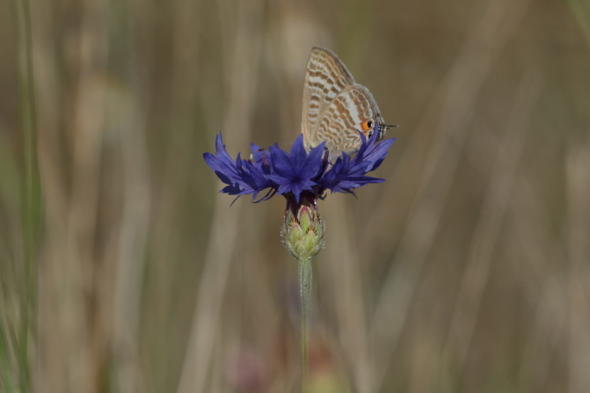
left=301, top=47, right=386, bottom=159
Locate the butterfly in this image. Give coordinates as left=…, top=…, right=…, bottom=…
left=301, top=47, right=395, bottom=160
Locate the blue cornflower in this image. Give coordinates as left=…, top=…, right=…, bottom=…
left=203, top=128, right=395, bottom=204
left=204, top=123, right=396, bottom=387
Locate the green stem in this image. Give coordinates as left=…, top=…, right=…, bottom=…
left=298, top=257, right=312, bottom=389
left=10, top=0, right=40, bottom=391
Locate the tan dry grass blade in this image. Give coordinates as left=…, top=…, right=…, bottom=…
left=442, top=68, right=542, bottom=370
left=565, top=140, right=590, bottom=393
left=175, top=1, right=263, bottom=392
left=369, top=0, right=534, bottom=389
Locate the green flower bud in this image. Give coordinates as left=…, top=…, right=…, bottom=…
left=281, top=199, right=325, bottom=260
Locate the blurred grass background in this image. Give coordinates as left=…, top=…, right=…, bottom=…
left=2, top=0, right=590, bottom=392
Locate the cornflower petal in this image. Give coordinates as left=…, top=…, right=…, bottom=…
left=203, top=128, right=395, bottom=203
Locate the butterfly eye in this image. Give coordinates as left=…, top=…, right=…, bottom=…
left=361, top=120, right=374, bottom=131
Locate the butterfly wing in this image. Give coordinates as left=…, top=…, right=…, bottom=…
left=314, top=84, right=386, bottom=159
left=301, top=47, right=355, bottom=149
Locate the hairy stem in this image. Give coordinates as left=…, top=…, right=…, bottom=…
left=298, top=257, right=312, bottom=388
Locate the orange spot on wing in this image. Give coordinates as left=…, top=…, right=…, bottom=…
left=360, top=120, right=372, bottom=131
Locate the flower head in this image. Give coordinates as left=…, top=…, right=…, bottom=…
left=203, top=127, right=395, bottom=203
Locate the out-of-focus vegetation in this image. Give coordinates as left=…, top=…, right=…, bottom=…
left=2, top=0, right=590, bottom=392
